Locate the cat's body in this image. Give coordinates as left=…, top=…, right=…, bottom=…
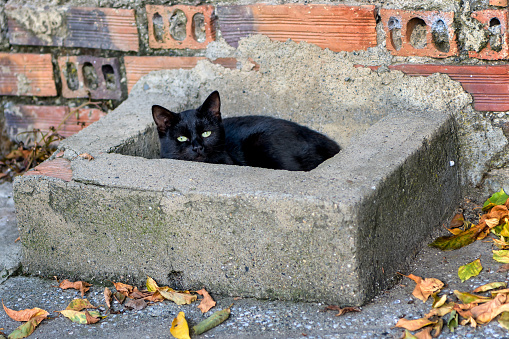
left=152, top=91, right=340, bottom=171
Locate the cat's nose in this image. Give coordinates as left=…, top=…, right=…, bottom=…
left=192, top=145, right=204, bottom=153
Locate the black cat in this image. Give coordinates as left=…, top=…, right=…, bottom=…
left=152, top=91, right=340, bottom=171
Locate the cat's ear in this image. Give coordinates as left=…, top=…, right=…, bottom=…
left=199, top=91, right=221, bottom=120
left=152, top=105, right=176, bottom=133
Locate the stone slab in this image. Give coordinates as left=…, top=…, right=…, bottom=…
left=13, top=37, right=471, bottom=305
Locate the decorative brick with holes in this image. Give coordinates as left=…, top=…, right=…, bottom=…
left=389, top=64, right=509, bottom=111
left=58, top=56, right=122, bottom=100
left=4, top=104, right=107, bottom=143
left=379, top=9, right=457, bottom=58
left=146, top=5, right=215, bottom=49
left=469, top=10, right=508, bottom=60
left=7, top=6, right=139, bottom=52
left=124, top=56, right=243, bottom=93
left=217, top=4, right=377, bottom=52
left=0, top=53, right=56, bottom=97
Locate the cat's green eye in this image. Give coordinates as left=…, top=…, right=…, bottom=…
left=202, top=131, right=212, bottom=138
left=177, top=136, right=188, bottom=142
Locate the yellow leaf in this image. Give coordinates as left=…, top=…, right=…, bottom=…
left=65, top=299, right=96, bottom=311
left=458, top=258, right=482, bottom=282
left=473, top=282, right=507, bottom=293
left=454, top=290, right=492, bottom=304
left=146, top=276, right=159, bottom=292
left=499, top=311, right=509, bottom=330
left=6, top=314, right=47, bottom=339
left=486, top=218, right=500, bottom=229
left=170, top=312, right=191, bottom=339
left=59, top=310, right=101, bottom=324
left=395, top=317, right=435, bottom=331
left=425, top=303, right=454, bottom=318
left=494, top=250, right=509, bottom=263
left=159, top=290, right=197, bottom=305
left=431, top=293, right=447, bottom=308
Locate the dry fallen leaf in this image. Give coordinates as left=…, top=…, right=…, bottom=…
left=414, top=326, right=432, bottom=339
left=78, top=153, right=94, bottom=161
left=65, top=299, right=96, bottom=311
left=196, top=289, right=216, bottom=313
left=471, top=293, right=509, bottom=324
left=395, top=317, right=435, bottom=331
left=124, top=298, right=147, bottom=311
left=170, top=311, right=191, bottom=339
left=406, top=274, right=444, bottom=302
left=58, top=279, right=92, bottom=297
left=104, top=287, right=113, bottom=309
left=324, top=305, right=361, bottom=316
left=111, top=282, right=134, bottom=296
left=2, top=303, right=49, bottom=322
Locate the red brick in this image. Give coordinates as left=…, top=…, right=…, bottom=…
left=379, top=9, right=457, bottom=58
left=146, top=5, right=215, bottom=49
left=469, top=10, right=508, bottom=60
left=4, top=105, right=107, bottom=142
left=0, top=53, right=56, bottom=97
left=7, top=7, right=139, bottom=52
left=24, top=158, right=72, bottom=182
left=217, top=5, right=377, bottom=52
left=389, top=64, right=509, bottom=111
left=490, top=0, right=508, bottom=6
left=124, top=56, right=241, bottom=93
left=58, top=56, right=122, bottom=100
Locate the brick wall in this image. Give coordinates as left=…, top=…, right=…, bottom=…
left=1, top=0, right=509, bottom=149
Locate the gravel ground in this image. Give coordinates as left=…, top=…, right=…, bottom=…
left=2, top=181, right=509, bottom=338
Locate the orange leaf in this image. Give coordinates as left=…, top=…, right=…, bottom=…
left=58, top=279, right=92, bottom=297
left=2, top=302, right=49, bottom=322
left=104, top=287, right=112, bottom=309
left=450, top=213, right=465, bottom=228
left=196, top=289, right=216, bottom=313
left=395, top=317, right=435, bottom=331
left=406, top=274, right=444, bottom=302
left=111, top=282, right=133, bottom=296
left=415, top=326, right=432, bottom=339
left=85, top=310, right=101, bottom=324
left=488, top=205, right=509, bottom=220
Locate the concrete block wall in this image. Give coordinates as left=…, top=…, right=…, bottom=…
left=2, top=0, right=509, bottom=189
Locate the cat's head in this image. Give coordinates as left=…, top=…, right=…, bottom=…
left=152, top=91, right=226, bottom=162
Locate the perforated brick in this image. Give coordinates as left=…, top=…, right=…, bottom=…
left=124, top=56, right=242, bottom=93
left=217, top=4, right=377, bottom=52
left=146, top=5, right=215, bottom=49
left=58, top=56, right=122, bottom=100
left=0, top=53, right=56, bottom=97
left=469, top=10, right=508, bottom=60
left=389, top=64, right=509, bottom=111
left=4, top=104, right=107, bottom=143
left=379, top=9, right=457, bottom=58
left=7, top=6, right=139, bottom=52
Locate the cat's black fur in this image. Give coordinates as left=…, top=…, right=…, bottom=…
left=152, top=91, right=340, bottom=171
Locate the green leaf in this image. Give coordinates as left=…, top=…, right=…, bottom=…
left=7, top=315, right=46, bottom=339
left=193, top=305, right=232, bottom=335
left=473, top=282, right=507, bottom=293
left=429, top=224, right=485, bottom=250
left=493, top=250, right=509, bottom=263
left=453, top=290, right=491, bottom=304
left=499, top=312, right=509, bottom=330
left=65, top=299, right=95, bottom=311
left=483, top=189, right=509, bottom=211
left=458, top=258, right=483, bottom=282
left=447, top=310, right=458, bottom=333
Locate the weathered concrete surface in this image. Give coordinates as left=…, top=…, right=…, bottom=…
left=13, top=37, right=471, bottom=305
left=0, top=181, right=20, bottom=283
